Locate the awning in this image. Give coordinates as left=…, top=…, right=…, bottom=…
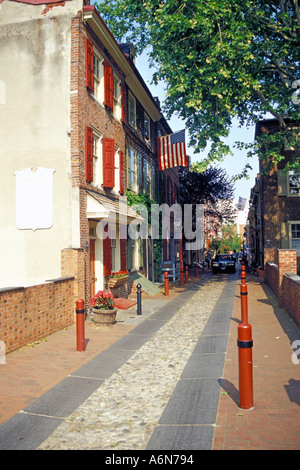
left=86, top=191, right=144, bottom=225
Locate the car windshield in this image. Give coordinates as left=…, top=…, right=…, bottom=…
left=217, top=255, right=232, bottom=260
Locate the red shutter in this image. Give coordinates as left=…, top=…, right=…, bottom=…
left=85, top=38, right=94, bottom=93
left=85, top=126, right=93, bottom=182
left=103, top=226, right=111, bottom=277
left=119, top=150, right=125, bottom=195
left=103, top=138, right=115, bottom=188
left=104, top=62, right=113, bottom=110
left=121, top=82, right=127, bottom=123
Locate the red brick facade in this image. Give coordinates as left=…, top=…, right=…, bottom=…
left=0, top=279, right=75, bottom=354
left=265, top=248, right=300, bottom=328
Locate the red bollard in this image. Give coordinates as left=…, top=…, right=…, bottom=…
left=196, top=264, right=199, bottom=277
left=237, top=266, right=254, bottom=409
left=76, top=299, right=85, bottom=352
left=185, top=265, right=188, bottom=282
left=240, top=265, right=248, bottom=323
left=237, top=322, right=254, bottom=409
left=164, top=271, right=169, bottom=296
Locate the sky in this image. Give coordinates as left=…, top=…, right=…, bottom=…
left=135, top=52, right=260, bottom=212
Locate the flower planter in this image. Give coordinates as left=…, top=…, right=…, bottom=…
left=92, top=307, right=118, bottom=324
left=108, top=275, right=129, bottom=288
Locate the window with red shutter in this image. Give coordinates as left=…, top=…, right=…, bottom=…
left=85, top=126, right=93, bottom=182
left=119, top=150, right=125, bottom=195
left=103, top=225, right=111, bottom=277
left=103, top=138, right=115, bottom=188
left=104, top=62, right=113, bottom=110
left=85, top=38, right=94, bottom=93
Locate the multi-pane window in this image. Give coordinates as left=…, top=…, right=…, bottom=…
left=289, top=171, right=300, bottom=195
left=92, top=134, right=99, bottom=184
left=127, top=145, right=136, bottom=191
left=113, top=75, right=122, bottom=120
left=128, top=91, right=136, bottom=128
left=144, top=113, right=150, bottom=141
left=143, top=159, right=150, bottom=194
left=291, top=223, right=300, bottom=254
left=93, top=51, right=104, bottom=102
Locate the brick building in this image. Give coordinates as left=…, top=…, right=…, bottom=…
left=248, top=119, right=300, bottom=273
left=0, top=0, right=181, bottom=351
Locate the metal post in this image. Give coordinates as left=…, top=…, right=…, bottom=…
left=185, top=265, right=188, bottom=283
left=76, top=299, right=85, bottom=352
left=237, top=266, right=254, bottom=409
left=164, top=271, right=169, bottom=296
left=196, top=264, right=199, bottom=277
left=137, top=283, right=142, bottom=316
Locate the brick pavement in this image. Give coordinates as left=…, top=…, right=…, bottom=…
left=213, top=275, right=300, bottom=450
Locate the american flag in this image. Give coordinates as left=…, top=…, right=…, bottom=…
left=158, top=129, right=188, bottom=171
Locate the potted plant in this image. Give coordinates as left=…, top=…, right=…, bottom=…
left=90, top=290, right=117, bottom=324
left=108, top=270, right=129, bottom=288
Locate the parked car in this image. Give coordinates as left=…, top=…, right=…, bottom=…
left=211, top=254, right=236, bottom=274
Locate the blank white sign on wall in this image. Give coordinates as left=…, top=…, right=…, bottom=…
left=14, top=167, right=55, bottom=231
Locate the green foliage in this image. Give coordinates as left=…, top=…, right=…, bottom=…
left=126, top=190, right=163, bottom=280
left=222, top=225, right=243, bottom=252
left=96, top=0, right=300, bottom=173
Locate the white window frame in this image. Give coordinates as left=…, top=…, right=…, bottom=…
left=128, top=91, right=136, bottom=128
left=144, top=112, right=150, bottom=142
left=127, top=145, right=137, bottom=191
left=111, top=145, right=120, bottom=195
left=93, top=50, right=104, bottom=104
left=290, top=221, right=300, bottom=255
left=91, top=130, right=102, bottom=188
left=113, top=74, right=122, bottom=121
left=289, top=171, right=300, bottom=195
left=143, top=158, right=150, bottom=194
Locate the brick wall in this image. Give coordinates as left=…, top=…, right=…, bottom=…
left=265, top=248, right=300, bottom=328
left=265, top=262, right=279, bottom=298
left=0, top=278, right=75, bottom=354
left=282, top=274, right=300, bottom=329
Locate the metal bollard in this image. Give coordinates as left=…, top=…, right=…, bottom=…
left=164, top=271, right=169, bottom=296
left=76, top=299, right=85, bottom=352
left=185, top=265, right=188, bottom=283
left=137, top=283, right=142, bottom=316
left=196, top=264, right=199, bottom=277
left=237, top=265, right=254, bottom=409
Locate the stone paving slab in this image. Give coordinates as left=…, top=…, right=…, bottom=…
left=146, top=425, right=215, bottom=451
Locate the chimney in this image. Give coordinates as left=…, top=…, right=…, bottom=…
left=119, top=43, right=136, bottom=64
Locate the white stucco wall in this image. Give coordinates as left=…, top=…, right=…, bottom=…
left=0, top=1, right=82, bottom=287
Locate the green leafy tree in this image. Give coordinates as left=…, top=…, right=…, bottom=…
left=222, top=225, right=243, bottom=252
left=96, top=0, right=300, bottom=173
